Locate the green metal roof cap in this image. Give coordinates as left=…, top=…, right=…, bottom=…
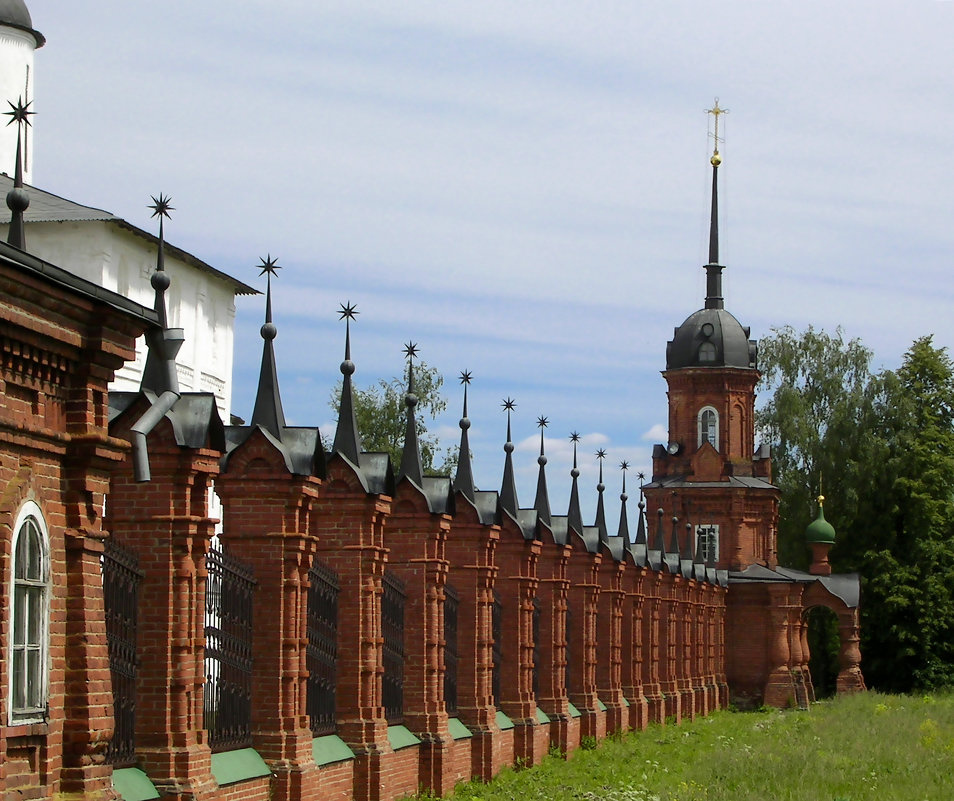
left=805, top=501, right=836, bottom=544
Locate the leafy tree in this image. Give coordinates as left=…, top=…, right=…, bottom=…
left=328, top=360, right=458, bottom=475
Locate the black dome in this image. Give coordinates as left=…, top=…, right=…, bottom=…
left=666, top=307, right=757, bottom=370
left=0, top=1, right=44, bottom=47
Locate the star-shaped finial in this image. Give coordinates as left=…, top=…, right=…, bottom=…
left=403, top=341, right=419, bottom=360
left=338, top=301, right=358, bottom=321
left=4, top=96, right=34, bottom=128
left=569, top=431, right=581, bottom=443
left=637, top=471, right=646, bottom=482
left=620, top=460, right=629, bottom=471
left=149, top=193, right=174, bottom=220
left=258, top=254, right=280, bottom=277
left=501, top=397, right=516, bottom=412
left=596, top=448, right=607, bottom=461
left=537, top=415, right=549, bottom=429
left=459, top=370, right=472, bottom=385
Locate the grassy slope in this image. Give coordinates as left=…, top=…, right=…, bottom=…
left=443, top=692, right=954, bottom=801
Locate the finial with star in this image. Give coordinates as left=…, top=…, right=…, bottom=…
left=501, top=397, right=516, bottom=412
left=338, top=301, right=358, bottom=321
left=258, top=254, right=280, bottom=277
left=637, top=471, right=646, bottom=483
left=459, top=370, right=472, bottom=385
left=149, top=193, right=174, bottom=220
left=569, top=431, right=581, bottom=443
left=596, top=448, right=607, bottom=461
left=4, top=96, right=34, bottom=129
left=537, top=415, right=548, bottom=429
left=403, top=341, right=419, bottom=361
left=619, top=460, right=629, bottom=472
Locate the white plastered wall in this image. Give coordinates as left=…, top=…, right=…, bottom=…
left=0, top=25, right=36, bottom=183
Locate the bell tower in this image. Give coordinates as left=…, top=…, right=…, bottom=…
left=644, top=100, right=779, bottom=572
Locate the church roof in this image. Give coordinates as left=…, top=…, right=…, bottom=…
left=0, top=174, right=256, bottom=295
left=666, top=306, right=756, bottom=370
left=0, top=0, right=44, bottom=47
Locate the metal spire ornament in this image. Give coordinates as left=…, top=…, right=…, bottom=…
left=5, top=96, right=34, bottom=249
left=704, top=98, right=728, bottom=309
left=499, top=398, right=519, bottom=517
left=332, top=302, right=363, bottom=465
left=399, top=342, right=424, bottom=485
left=617, top=461, right=630, bottom=542
left=567, top=432, right=584, bottom=537
left=249, top=255, right=287, bottom=438
left=452, top=370, right=476, bottom=502
left=595, top=448, right=609, bottom=542
left=533, top=415, right=551, bottom=526
left=634, top=471, right=648, bottom=547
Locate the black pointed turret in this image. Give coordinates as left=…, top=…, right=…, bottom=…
left=332, top=302, right=363, bottom=465
left=399, top=343, right=424, bottom=485
left=567, top=433, right=584, bottom=537
left=655, top=508, right=667, bottom=559
left=533, top=416, right=551, bottom=526
left=616, top=462, right=630, bottom=541
left=499, top=398, right=519, bottom=517
left=704, top=145, right=725, bottom=311
left=452, top=371, right=476, bottom=503
left=250, top=256, right=287, bottom=439
left=5, top=97, right=33, bottom=250
left=595, top=449, right=608, bottom=542
left=634, top=473, right=648, bottom=547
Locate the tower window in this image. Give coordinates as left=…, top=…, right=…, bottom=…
left=696, top=524, right=720, bottom=563
left=698, top=342, right=716, bottom=362
left=8, top=502, right=50, bottom=724
left=698, top=407, right=719, bottom=450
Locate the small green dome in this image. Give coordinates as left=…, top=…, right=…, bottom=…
left=805, top=496, right=836, bottom=545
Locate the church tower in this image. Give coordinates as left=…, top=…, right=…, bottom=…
left=0, top=1, right=43, bottom=184
left=644, top=101, right=779, bottom=572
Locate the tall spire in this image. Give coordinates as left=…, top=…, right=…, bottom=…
left=452, top=371, right=476, bottom=503
left=140, top=194, right=182, bottom=395
left=533, top=415, right=551, bottom=526
left=499, top=398, right=519, bottom=517
left=616, top=461, right=630, bottom=541
left=567, top=432, right=584, bottom=537
left=249, top=255, right=287, bottom=439
left=634, top=471, right=647, bottom=546
left=399, top=342, right=424, bottom=485
left=595, top=448, right=608, bottom=542
left=332, top=302, right=363, bottom=465
left=5, top=97, right=34, bottom=250
left=704, top=98, right=728, bottom=310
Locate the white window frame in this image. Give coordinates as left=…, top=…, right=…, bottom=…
left=697, top=406, right=719, bottom=451
left=696, top=524, right=720, bottom=563
left=7, top=500, right=50, bottom=725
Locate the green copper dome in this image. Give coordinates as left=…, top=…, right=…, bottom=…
left=805, top=498, right=836, bottom=545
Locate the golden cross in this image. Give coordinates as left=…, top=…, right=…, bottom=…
left=705, top=98, right=728, bottom=157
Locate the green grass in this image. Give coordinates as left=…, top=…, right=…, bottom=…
left=440, top=692, right=954, bottom=801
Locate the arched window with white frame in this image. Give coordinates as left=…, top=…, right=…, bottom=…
left=8, top=501, right=50, bottom=724
left=698, top=406, right=719, bottom=451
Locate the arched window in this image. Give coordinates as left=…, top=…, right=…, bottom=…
left=698, top=407, right=719, bottom=450
left=698, top=342, right=717, bottom=363
left=8, top=501, right=50, bottom=724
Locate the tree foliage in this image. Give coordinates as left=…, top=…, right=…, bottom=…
left=757, top=329, right=954, bottom=691
left=329, top=361, right=458, bottom=475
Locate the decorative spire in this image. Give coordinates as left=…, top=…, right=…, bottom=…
left=499, top=398, right=519, bottom=517
left=533, top=415, right=551, bottom=526
left=595, top=448, right=608, bottom=542
left=655, top=508, right=667, bottom=557
left=567, top=432, right=584, bottom=537
left=634, top=471, right=647, bottom=546
left=140, top=194, right=181, bottom=395
left=452, top=370, right=476, bottom=502
left=399, top=342, right=424, bottom=485
left=616, top=461, right=630, bottom=541
left=704, top=98, right=728, bottom=310
left=249, top=255, right=287, bottom=438
left=668, top=492, right=681, bottom=557
left=5, top=96, right=34, bottom=250
left=332, top=302, right=363, bottom=464
left=681, top=501, right=695, bottom=562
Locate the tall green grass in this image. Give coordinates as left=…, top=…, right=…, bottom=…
left=441, top=692, right=954, bottom=801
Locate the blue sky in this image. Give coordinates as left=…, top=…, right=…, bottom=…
left=24, top=0, right=954, bottom=527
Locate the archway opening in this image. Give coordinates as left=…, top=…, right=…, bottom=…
left=806, top=606, right=839, bottom=699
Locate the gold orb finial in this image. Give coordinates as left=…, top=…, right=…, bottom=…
left=817, top=494, right=825, bottom=506
left=710, top=152, right=722, bottom=167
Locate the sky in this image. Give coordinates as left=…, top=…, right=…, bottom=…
left=20, top=0, right=954, bottom=527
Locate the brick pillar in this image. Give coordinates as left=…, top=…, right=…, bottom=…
left=800, top=616, right=816, bottom=703
left=566, top=547, right=603, bottom=741
left=385, top=489, right=453, bottom=795
left=658, top=574, right=682, bottom=723
left=620, top=564, right=648, bottom=730
left=107, top=415, right=221, bottom=800
left=495, top=528, right=543, bottom=766
left=762, top=585, right=798, bottom=708
left=788, top=607, right=809, bottom=709
left=702, top=585, right=718, bottom=713
left=216, top=432, right=322, bottom=801
left=689, top=582, right=706, bottom=717
left=444, top=505, right=499, bottom=782
left=715, top=586, right=729, bottom=708
left=535, top=542, right=571, bottom=753
left=595, top=555, right=626, bottom=734
left=641, top=573, right=665, bottom=724
left=676, top=580, right=695, bottom=721
left=835, top=608, right=866, bottom=695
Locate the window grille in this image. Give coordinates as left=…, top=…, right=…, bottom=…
left=444, top=584, right=459, bottom=716
left=307, top=560, right=339, bottom=736
left=696, top=525, right=720, bottom=563
left=103, top=538, right=144, bottom=766
left=10, top=508, right=48, bottom=724
left=491, top=591, right=502, bottom=706
left=204, top=544, right=255, bottom=751
left=382, top=572, right=406, bottom=724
